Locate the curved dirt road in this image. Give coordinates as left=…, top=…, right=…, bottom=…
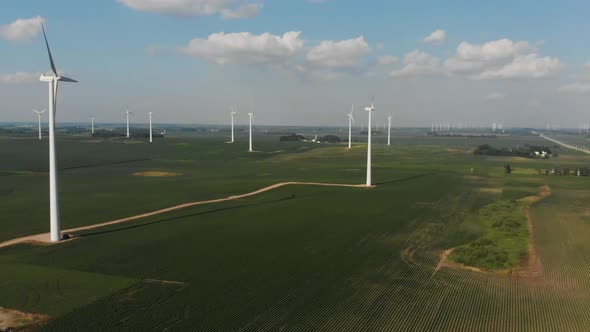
left=0, top=182, right=371, bottom=249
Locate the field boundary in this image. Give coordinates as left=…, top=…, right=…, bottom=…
left=0, top=181, right=373, bottom=249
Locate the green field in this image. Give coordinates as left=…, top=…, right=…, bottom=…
left=1, top=130, right=590, bottom=331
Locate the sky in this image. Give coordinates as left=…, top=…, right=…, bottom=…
left=1, top=0, right=590, bottom=127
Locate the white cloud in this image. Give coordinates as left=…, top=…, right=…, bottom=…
left=306, top=36, right=371, bottom=69
left=221, top=3, right=263, bottom=19
left=117, top=0, right=262, bottom=19
left=423, top=29, right=446, bottom=44
left=559, top=82, right=590, bottom=93
left=377, top=55, right=398, bottom=66
left=444, top=38, right=562, bottom=79
left=0, top=72, right=40, bottom=84
left=182, top=31, right=303, bottom=65
left=390, top=50, right=440, bottom=77
left=486, top=92, right=506, bottom=100
left=0, top=16, right=44, bottom=42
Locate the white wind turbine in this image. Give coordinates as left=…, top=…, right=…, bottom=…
left=387, top=114, right=392, bottom=146
left=347, top=104, right=355, bottom=149
left=248, top=111, right=254, bottom=152
left=125, top=109, right=134, bottom=138
left=33, top=108, right=46, bottom=140
left=148, top=112, right=153, bottom=143
left=90, top=115, right=95, bottom=134
left=39, top=23, right=78, bottom=242
left=230, top=106, right=237, bottom=143
left=365, top=98, right=375, bottom=186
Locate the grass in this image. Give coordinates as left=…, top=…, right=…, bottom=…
left=2, top=131, right=590, bottom=330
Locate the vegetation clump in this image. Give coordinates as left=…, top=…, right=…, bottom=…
left=449, top=200, right=528, bottom=271
left=474, top=144, right=552, bottom=158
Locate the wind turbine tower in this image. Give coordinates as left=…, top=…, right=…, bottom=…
left=365, top=98, right=375, bottom=187
left=387, top=114, right=392, bottom=146
left=39, top=23, right=78, bottom=242
left=347, top=104, right=355, bottom=149
left=125, top=109, right=134, bottom=138
left=33, top=109, right=46, bottom=140
left=230, top=106, right=237, bottom=143
left=248, top=112, right=254, bottom=152
left=148, top=112, right=153, bottom=143
left=91, top=115, right=95, bottom=134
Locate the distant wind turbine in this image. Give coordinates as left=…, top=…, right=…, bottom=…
left=33, top=108, right=46, bottom=140
left=387, top=114, right=392, bottom=146
left=230, top=106, right=237, bottom=143
left=148, top=112, right=153, bottom=143
left=248, top=112, right=254, bottom=152
left=39, top=23, right=78, bottom=242
left=125, top=109, right=134, bottom=138
left=90, top=115, right=95, bottom=134
left=347, top=104, right=355, bottom=149
left=365, top=98, right=375, bottom=186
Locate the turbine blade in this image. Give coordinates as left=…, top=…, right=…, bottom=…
left=41, top=23, right=58, bottom=77
left=59, top=76, right=78, bottom=83
left=41, top=109, right=46, bottom=113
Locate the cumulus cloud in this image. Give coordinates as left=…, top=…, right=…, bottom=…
left=559, top=82, right=590, bottom=93
left=377, top=55, right=398, bottom=66
left=0, top=72, right=41, bottom=84
left=182, top=31, right=303, bottom=65
left=423, top=29, right=445, bottom=44
left=117, top=0, right=262, bottom=19
left=306, top=36, right=371, bottom=69
left=444, top=38, right=562, bottom=79
left=0, top=16, right=44, bottom=42
left=390, top=50, right=440, bottom=77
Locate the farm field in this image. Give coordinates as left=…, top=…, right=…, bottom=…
left=1, top=130, right=590, bottom=331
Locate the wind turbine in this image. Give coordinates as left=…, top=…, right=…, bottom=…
left=148, top=112, right=153, bottom=143
left=347, top=104, right=355, bottom=149
left=230, top=106, right=237, bottom=143
left=248, top=112, right=254, bottom=152
left=90, top=115, right=95, bottom=134
left=125, top=109, right=134, bottom=138
left=39, top=23, right=78, bottom=242
left=365, top=98, right=375, bottom=186
left=33, top=108, right=46, bottom=140
left=387, top=114, right=392, bottom=146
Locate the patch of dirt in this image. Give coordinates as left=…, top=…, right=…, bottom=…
left=445, top=148, right=472, bottom=155
left=476, top=187, right=503, bottom=194
left=133, top=171, right=183, bottom=177
left=0, top=307, right=51, bottom=331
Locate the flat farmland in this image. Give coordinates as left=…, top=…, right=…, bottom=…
left=1, top=132, right=590, bottom=331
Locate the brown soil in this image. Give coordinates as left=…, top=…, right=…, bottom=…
left=133, top=171, right=182, bottom=177
left=0, top=307, right=51, bottom=331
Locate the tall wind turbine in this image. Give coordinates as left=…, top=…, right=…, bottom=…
left=230, top=106, right=237, bottom=143
left=347, top=104, right=355, bottom=149
left=365, top=98, right=375, bottom=186
left=248, top=112, right=254, bottom=152
left=33, top=108, right=46, bottom=140
left=39, top=23, right=78, bottom=242
left=148, top=112, right=153, bottom=143
left=90, top=115, right=95, bottom=134
left=125, top=109, right=134, bottom=138
left=387, top=114, right=392, bottom=146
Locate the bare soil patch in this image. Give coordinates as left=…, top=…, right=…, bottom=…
left=133, top=171, right=183, bottom=177
left=0, top=307, right=50, bottom=331
left=476, top=187, right=503, bottom=194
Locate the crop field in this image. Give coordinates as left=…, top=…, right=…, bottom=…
left=1, top=130, right=590, bottom=331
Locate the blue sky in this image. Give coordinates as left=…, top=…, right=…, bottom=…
left=1, top=0, right=590, bottom=127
